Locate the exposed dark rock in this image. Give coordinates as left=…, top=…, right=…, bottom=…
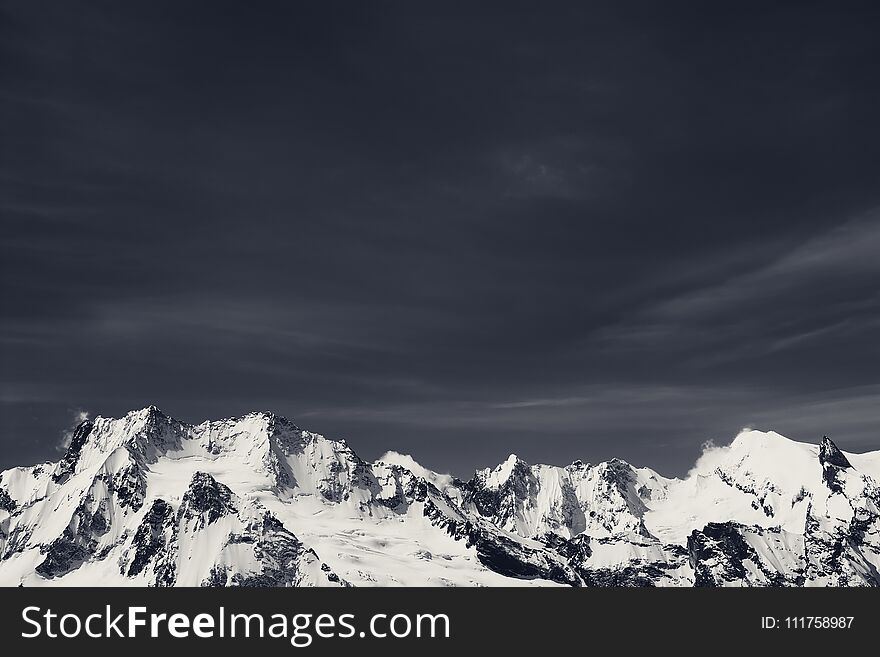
left=688, top=522, right=791, bottom=587
left=220, top=513, right=349, bottom=587
left=471, top=527, right=581, bottom=585
left=231, top=514, right=308, bottom=586
left=127, top=406, right=187, bottom=463
left=52, top=420, right=94, bottom=484
left=544, top=533, right=592, bottom=562
left=126, top=499, right=173, bottom=577
left=423, top=495, right=582, bottom=586
left=321, top=562, right=343, bottom=583
left=464, top=457, right=537, bottom=524
left=0, top=488, right=15, bottom=513
left=35, top=498, right=111, bottom=579
left=375, top=466, right=429, bottom=512
left=35, top=532, right=91, bottom=579
left=803, top=497, right=880, bottom=586
left=581, top=564, right=667, bottom=587
left=202, top=566, right=229, bottom=587
left=819, top=436, right=852, bottom=493
left=715, top=468, right=778, bottom=517
left=180, top=472, right=236, bottom=525
left=819, top=436, right=852, bottom=469
left=99, top=451, right=147, bottom=510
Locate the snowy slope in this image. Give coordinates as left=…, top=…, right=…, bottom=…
left=1, top=409, right=879, bottom=587
left=645, top=430, right=880, bottom=544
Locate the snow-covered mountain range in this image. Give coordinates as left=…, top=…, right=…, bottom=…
left=2, top=406, right=879, bottom=586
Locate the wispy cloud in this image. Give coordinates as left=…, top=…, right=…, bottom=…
left=654, top=212, right=880, bottom=319
left=596, top=211, right=880, bottom=361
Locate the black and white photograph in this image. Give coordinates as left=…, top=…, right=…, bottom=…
left=1, top=0, right=879, bottom=650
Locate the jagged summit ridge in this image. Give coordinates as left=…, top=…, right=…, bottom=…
left=2, top=408, right=880, bottom=587
left=819, top=434, right=852, bottom=469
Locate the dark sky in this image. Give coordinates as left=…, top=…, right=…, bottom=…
left=2, top=1, right=880, bottom=477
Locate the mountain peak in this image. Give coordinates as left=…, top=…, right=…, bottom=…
left=730, top=428, right=794, bottom=448
left=128, top=405, right=167, bottom=420
left=819, top=435, right=852, bottom=470
left=818, top=436, right=852, bottom=494
left=503, top=453, right=522, bottom=466
left=242, top=409, right=279, bottom=422
left=226, top=410, right=301, bottom=434
left=492, top=453, right=529, bottom=480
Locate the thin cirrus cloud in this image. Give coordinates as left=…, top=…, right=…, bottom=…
left=596, top=212, right=880, bottom=364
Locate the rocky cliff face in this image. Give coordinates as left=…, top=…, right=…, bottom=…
left=462, top=455, right=668, bottom=540
left=1, top=408, right=878, bottom=587
left=119, top=471, right=347, bottom=587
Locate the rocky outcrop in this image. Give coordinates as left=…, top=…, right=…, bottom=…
left=52, top=420, right=93, bottom=484
left=126, top=499, right=174, bottom=578
left=0, top=488, right=14, bottom=513
left=819, top=435, right=853, bottom=494
left=462, top=454, right=665, bottom=540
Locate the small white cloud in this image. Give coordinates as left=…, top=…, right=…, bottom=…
left=687, top=437, right=732, bottom=477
